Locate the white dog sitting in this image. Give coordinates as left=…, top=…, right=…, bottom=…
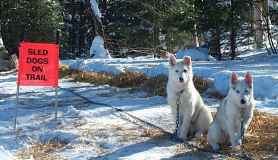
left=167, top=55, right=213, bottom=141
left=208, top=72, right=255, bottom=151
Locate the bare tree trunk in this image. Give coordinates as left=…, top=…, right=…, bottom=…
left=192, top=23, right=200, bottom=48
left=230, top=28, right=237, bottom=60
left=0, top=25, right=2, bottom=49
left=192, top=3, right=199, bottom=48
left=100, top=0, right=108, bottom=17
left=230, top=0, right=237, bottom=60
left=215, top=29, right=221, bottom=60
left=210, top=29, right=221, bottom=60
left=253, top=1, right=264, bottom=48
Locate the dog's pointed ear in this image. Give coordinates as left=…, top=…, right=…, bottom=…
left=245, top=72, right=253, bottom=88
left=183, top=56, right=192, bottom=66
left=169, top=54, right=177, bottom=66
left=231, top=72, right=238, bottom=85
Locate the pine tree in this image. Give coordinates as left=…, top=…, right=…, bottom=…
left=0, top=0, right=62, bottom=56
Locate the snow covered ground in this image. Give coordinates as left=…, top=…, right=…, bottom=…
left=0, top=73, right=228, bottom=159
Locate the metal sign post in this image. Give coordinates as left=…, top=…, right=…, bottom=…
left=54, top=30, right=60, bottom=121
left=54, top=87, right=58, bottom=120
left=14, top=84, right=19, bottom=131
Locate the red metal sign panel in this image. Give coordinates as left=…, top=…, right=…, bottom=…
left=17, top=42, right=59, bottom=87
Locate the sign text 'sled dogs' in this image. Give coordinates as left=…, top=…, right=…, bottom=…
left=17, top=42, right=59, bottom=87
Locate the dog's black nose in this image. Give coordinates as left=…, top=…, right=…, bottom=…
left=179, top=77, right=184, bottom=82
left=240, top=99, right=246, bottom=104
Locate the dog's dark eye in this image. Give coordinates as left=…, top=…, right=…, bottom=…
left=183, top=69, right=187, bottom=73
left=236, top=90, right=240, bottom=94
left=245, top=90, right=249, bottom=93
left=175, top=70, right=179, bottom=73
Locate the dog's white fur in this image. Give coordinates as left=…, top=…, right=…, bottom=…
left=167, top=55, right=213, bottom=141
left=207, top=72, right=255, bottom=151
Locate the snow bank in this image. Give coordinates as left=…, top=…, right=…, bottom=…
left=90, top=36, right=111, bottom=59
left=0, top=38, right=3, bottom=48
left=211, top=72, right=278, bottom=99
left=0, top=146, right=14, bottom=160
left=193, top=67, right=218, bottom=78
left=129, top=63, right=169, bottom=77
left=62, top=59, right=124, bottom=75
left=176, top=48, right=215, bottom=61
left=61, top=59, right=84, bottom=69
left=253, top=76, right=278, bottom=98
left=212, top=70, right=232, bottom=96
left=79, top=60, right=123, bottom=75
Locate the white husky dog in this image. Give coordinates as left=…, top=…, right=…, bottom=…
left=208, top=72, right=255, bottom=151
left=167, top=55, right=213, bottom=141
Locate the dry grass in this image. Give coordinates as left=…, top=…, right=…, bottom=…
left=79, top=128, right=109, bottom=155
left=176, top=111, right=278, bottom=159
left=16, top=141, right=67, bottom=160
left=207, top=90, right=225, bottom=100
left=243, top=111, right=278, bottom=159
left=141, top=128, right=169, bottom=139
left=141, top=75, right=212, bottom=97
left=59, top=65, right=212, bottom=97
left=111, top=71, right=148, bottom=88
left=142, top=75, right=168, bottom=96
left=193, top=75, right=213, bottom=93
left=59, top=65, right=71, bottom=79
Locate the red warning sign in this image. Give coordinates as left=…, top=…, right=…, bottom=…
left=17, top=42, right=59, bottom=87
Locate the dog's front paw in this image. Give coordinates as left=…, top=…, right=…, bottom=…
left=231, top=139, right=242, bottom=149
left=176, top=130, right=188, bottom=142
left=231, top=145, right=241, bottom=151
left=170, top=133, right=184, bottom=142
left=236, top=139, right=242, bottom=146
left=194, top=131, right=203, bottom=138
left=232, top=133, right=242, bottom=146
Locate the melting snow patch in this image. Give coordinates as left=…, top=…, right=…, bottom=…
left=0, top=146, right=14, bottom=160
left=64, top=105, right=81, bottom=117
left=39, top=131, right=77, bottom=144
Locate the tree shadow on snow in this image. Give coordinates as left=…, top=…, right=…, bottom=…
left=93, top=137, right=226, bottom=160
left=94, top=138, right=175, bottom=160
left=161, top=150, right=225, bottom=160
